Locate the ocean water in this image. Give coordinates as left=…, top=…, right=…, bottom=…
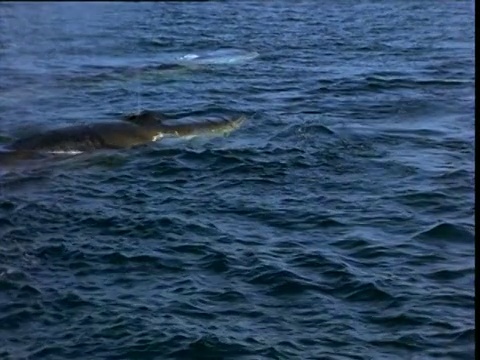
left=0, top=1, right=475, bottom=359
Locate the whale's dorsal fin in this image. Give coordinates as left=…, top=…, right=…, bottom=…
left=122, top=110, right=169, bottom=127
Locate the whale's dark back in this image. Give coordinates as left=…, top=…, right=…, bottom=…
left=6, top=122, right=154, bottom=153
left=122, top=110, right=170, bottom=127
left=7, top=126, right=106, bottom=152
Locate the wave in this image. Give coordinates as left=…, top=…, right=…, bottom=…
left=413, top=222, right=474, bottom=243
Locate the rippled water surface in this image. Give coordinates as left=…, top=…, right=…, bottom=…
left=0, top=1, right=475, bottom=359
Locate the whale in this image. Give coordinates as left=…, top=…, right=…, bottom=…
left=1, top=111, right=246, bottom=158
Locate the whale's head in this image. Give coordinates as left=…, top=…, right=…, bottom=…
left=215, top=114, right=247, bottom=134
left=155, top=114, right=248, bottom=140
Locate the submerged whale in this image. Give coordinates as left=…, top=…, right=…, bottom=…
left=69, top=49, right=259, bottom=85
left=175, top=49, right=259, bottom=65
left=2, top=111, right=246, bottom=156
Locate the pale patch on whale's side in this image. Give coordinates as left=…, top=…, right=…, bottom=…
left=152, top=133, right=164, bottom=142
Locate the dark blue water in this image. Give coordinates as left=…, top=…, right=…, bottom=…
left=0, top=1, right=475, bottom=359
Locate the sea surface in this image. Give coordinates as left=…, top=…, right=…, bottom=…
left=0, top=1, right=475, bottom=359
